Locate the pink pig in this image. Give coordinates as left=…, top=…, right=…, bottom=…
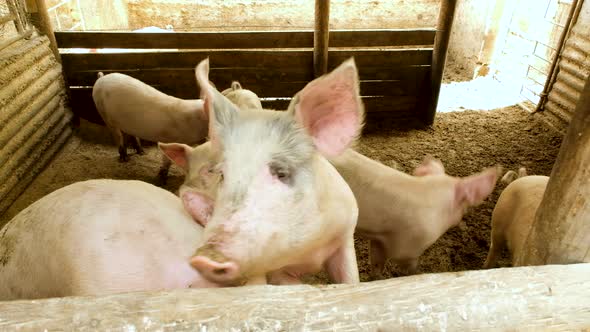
left=483, top=169, right=548, bottom=268
left=330, top=151, right=500, bottom=278
left=160, top=57, right=364, bottom=286
left=0, top=179, right=230, bottom=300
left=92, top=72, right=209, bottom=182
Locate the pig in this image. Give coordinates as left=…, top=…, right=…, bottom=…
left=158, top=141, right=219, bottom=226
left=221, top=81, right=263, bottom=111
left=330, top=151, right=500, bottom=278
left=0, top=179, right=238, bottom=301
left=483, top=169, right=548, bottom=269
left=159, top=57, right=364, bottom=286
left=0, top=179, right=245, bottom=300
left=92, top=72, right=209, bottom=183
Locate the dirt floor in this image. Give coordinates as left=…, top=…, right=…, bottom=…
left=0, top=102, right=562, bottom=283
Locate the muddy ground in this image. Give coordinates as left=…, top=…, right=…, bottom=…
left=1, top=103, right=562, bottom=283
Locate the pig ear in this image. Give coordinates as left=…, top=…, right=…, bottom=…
left=455, top=167, right=500, bottom=207
left=195, top=58, right=238, bottom=149
left=231, top=81, right=242, bottom=90
left=182, top=191, right=214, bottom=227
left=158, top=142, right=193, bottom=171
left=288, top=57, right=365, bottom=157
left=413, top=155, right=445, bottom=176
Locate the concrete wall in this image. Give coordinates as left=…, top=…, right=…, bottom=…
left=0, top=34, right=73, bottom=215
left=446, top=0, right=493, bottom=80
left=125, top=0, right=440, bottom=31
left=79, top=0, right=129, bottom=30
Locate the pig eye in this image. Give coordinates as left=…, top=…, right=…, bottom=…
left=270, top=166, right=291, bottom=184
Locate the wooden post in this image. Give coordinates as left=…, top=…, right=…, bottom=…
left=26, top=0, right=61, bottom=63
left=422, top=0, right=457, bottom=125
left=314, top=0, right=330, bottom=77
left=0, top=264, right=588, bottom=330
left=515, top=74, right=590, bottom=266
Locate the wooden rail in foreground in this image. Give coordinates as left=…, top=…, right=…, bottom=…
left=0, top=263, right=588, bottom=331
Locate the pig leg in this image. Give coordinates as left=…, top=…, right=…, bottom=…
left=324, top=234, right=360, bottom=284
left=156, top=154, right=172, bottom=185
left=130, top=136, right=145, bottom=155
left=368, top=240, right=387, bottom=280
left=107, top=126, right=128, bottom=162
left=483, top=230, right=505, bottom=269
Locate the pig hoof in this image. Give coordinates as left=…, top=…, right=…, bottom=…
left=136, top=148, right=145, bottom=155
left=118, top=155, right=129, bottom=162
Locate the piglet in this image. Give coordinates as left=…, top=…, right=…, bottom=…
left=0, top=179, right=235, bottom=301
left=221, top=81, right=263, bottom=111
left=159, top=57, right=363, bottom=286
left=330, top=151, right=499, bottom=278
left=92, top=72, right=209, bottom=182
left=483, top=169, right=548, bottom=268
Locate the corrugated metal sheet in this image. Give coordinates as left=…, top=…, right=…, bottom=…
left=541, top=0, right=590, bottom=133
left=0, top=34, right=73, bottom=215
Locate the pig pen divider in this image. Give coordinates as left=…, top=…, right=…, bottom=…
left=56, top=28, right=437, bottom=125
left=0, top=263, right=588, bottom=330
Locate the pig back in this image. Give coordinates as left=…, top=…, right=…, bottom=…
left=494, top=175, right=548, bottom=258
left=93, top=73, right=207, bottom=144
left=0, top=179, right=206, bottom=300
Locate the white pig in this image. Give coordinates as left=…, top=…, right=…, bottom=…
left=159, top=57, right=364, bottom=286
left=92, top=72, right=209, bottom=182
left=221, top=81, right=263, bottom=111
left=0, top=179, right=228, bottom=300
left=483, top=170, right=548, bottom=268
left=330, top=151, right=500, bottom=278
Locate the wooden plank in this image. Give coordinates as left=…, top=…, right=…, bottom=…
left=0, top=264, right=588, bottom=331
left=329, top=48, right=432, bottom=68
left=69, top=91, right=418, bottom=126
left=67, top=77, right=419, bottom=99
left=60, top=49, right=432, bottom=73
left=64, top=65, right=429, bottom=87
left=330, top=29, right=436, bottom=48
left=515, top=68, right=590, bottom=266
left=54, top=30, right=436, bottom=49
left=61, top=50, right=314, bottom=72
left=314, top=0, right=330, bottom=77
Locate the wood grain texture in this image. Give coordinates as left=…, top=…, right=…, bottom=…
left=60, top=48, right=432, bottom=72
left=422, top=0, right=457, bottom=125
left=54, top=29, right=436, bottom=49
left=64, top=65, right=429, bottom=87
left=0, top=264, right=588, bottom=331
left=314, top=0, right=330, bottom=77
left=68, top=90, right=418, bottom=126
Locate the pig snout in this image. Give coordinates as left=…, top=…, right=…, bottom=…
left=190, top=246, right=243, bottom=285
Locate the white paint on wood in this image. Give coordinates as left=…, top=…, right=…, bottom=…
left=0, top=264, right=588, bottom=331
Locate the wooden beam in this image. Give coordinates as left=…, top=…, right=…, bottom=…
left=67, top=90, right=418, bottom=126
left=314, top=0, right=330, bottom=77
left=515, top=71, right=590, bottom=266
left=60, top=49, right=431, bottom=73
left=27, top=0, right=61, bottom=63
left=422, top=0, right=457, bottom=125
left=54, top=29, right=437, bottom=49
left=0, top=264, right=588, bottom=330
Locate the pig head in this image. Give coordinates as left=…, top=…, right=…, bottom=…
left=221, top=81, right=263, bottom=111
left=161, top=58, right=363, bottom=286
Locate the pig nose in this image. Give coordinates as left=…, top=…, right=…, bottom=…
left=190, top=255, right=241, bottom=285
